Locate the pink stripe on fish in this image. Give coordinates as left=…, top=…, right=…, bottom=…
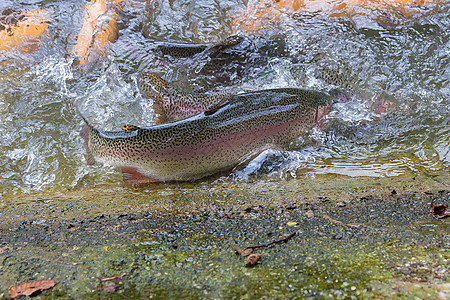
left=95, top=113, right=314, bottom=161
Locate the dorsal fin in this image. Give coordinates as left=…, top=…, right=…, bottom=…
left=138, top=72, right=172, bottom=125
left=121, top=124, right=139, bottom=132
left=204, top=95, right=232, bottom=116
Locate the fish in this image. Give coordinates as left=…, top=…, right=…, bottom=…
left=77, top=87, right=332, bottom=185
left=231, top=0, right=433, bottom=34
left=138, top=72, right=234, bottom=124
left=153, top=35, right=244, bottom=59
left=0, top=8, right=49, bottom=53
left=74, top=0, right=123, bottom=65
left=232, top=0, right=304, bottom=33
left=145, top=35, right=287, bottom=80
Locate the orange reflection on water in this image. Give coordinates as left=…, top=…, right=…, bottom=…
left=0, top=9, right=49, bottom=53
left=232, top=0, right=434, bottom=33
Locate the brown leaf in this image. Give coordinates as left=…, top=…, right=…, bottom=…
left=101, top=284, right=117, bottom=293
left=431, top=203, right=450, bottom=219
left=9, top=279, right=56, bottom=298
left=245, top=253, right=262, bottom=267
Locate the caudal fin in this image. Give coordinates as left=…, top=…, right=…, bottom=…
left=206, top=35, right=243, bottom=53
left=79, top=124, right=96, bottom=165
left=73, top=102, right=97, bottom=165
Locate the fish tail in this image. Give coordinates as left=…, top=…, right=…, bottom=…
left=206, top=35, right=243, bottom=53
left=138, top=72, right=173, bottom=124
left=73, top=101, right=97, bottom=165
left=313, top=92, right=334, bottom=128
left=329, top=88, right=353, bottom=104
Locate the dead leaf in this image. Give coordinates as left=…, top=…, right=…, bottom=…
left=431, top=203, right=450, bottom=219
left=245, top=253, right=262, bottom=267
left=100, top=284, right=117, bottom=293
left=9, top=279, right=56, bottom=298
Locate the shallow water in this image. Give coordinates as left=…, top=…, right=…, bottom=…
left=0, top=0, right=448, bottom=197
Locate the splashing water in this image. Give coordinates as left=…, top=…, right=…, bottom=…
left=0, top=0, right=448, bottom=196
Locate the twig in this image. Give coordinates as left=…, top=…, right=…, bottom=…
left=243, top=230, right=299, bottom=251
left=99, top=274, right=128, bottom=283
left=323, top=215, right=362, bottom=227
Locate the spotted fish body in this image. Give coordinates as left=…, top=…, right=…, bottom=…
left=138, top=72, right=233, bottom=123
left=154, top=35, right=244, bottom=58
left=79, top=88, right=331, bottom=184
left=147, top=35, right=287, bottom=81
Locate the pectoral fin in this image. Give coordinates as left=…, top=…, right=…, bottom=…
left=234, top=144, right=282, bottom=170
left=121, top=167, right=161, bottom=185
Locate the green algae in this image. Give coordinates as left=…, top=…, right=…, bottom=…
left=0, top=174, right=448, bottom=298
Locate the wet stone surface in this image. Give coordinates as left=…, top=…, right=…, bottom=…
left=0, top=181, right=448, bottom=299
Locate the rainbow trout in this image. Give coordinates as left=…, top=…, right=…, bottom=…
left=138, top=72, right=234, bottom=124
left=146, top=35, right=287, bottom=81
left=78, top=88, right=332, bottom=185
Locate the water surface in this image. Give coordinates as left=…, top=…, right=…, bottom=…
left=0, top=0, right=448, bottom=197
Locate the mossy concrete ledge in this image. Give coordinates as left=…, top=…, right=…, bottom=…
left=0, top=173, right=449, bottom=298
